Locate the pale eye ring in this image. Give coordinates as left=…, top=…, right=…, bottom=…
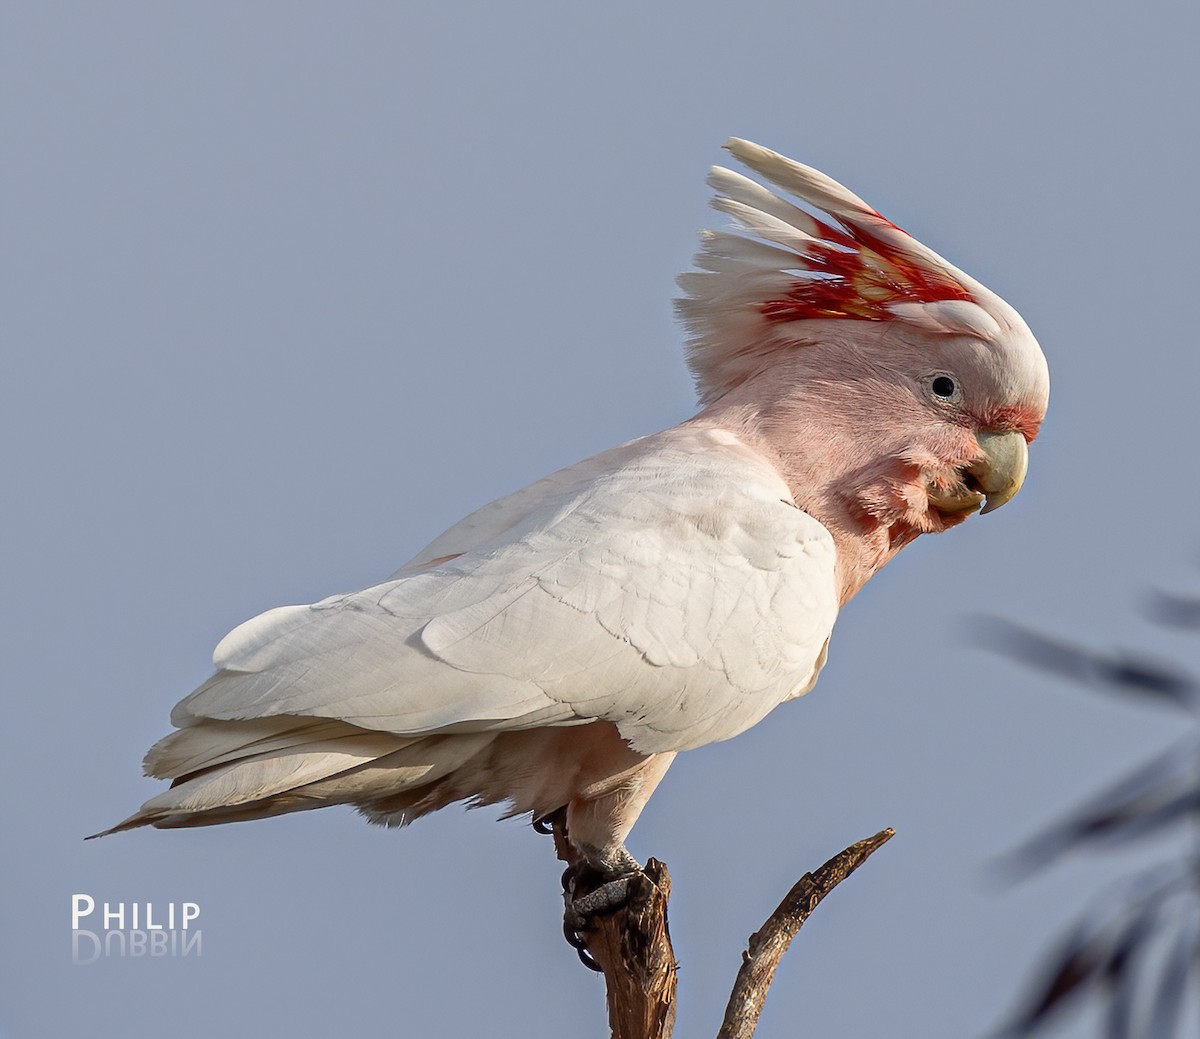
left=930, top=375, right=957, bottom=399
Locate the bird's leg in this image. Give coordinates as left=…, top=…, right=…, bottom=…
left=534, top=750, right=675, bottom=968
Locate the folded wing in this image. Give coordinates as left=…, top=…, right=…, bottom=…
left=173, top=427, right=839, bottom=755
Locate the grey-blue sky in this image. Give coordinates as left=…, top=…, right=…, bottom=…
left=3, top=2, right=1198, bottom=1036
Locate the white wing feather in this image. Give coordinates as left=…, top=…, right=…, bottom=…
left=173, top=427, right=839, bottom=754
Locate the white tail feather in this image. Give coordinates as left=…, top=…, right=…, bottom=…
left=90, top=720, right=493, bottom=836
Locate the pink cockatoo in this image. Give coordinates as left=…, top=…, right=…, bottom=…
left=98, top=140, right=1048, bottom=888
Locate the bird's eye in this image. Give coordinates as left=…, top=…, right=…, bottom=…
left=930, top=375, right=957, bottom=399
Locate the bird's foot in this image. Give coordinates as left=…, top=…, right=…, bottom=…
left=560, top=847, right=643, bottom=971
left=531, top=810, right=645, bottom=970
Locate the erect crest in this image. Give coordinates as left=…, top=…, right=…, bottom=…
left=676, top=139, right=1026, bottom=404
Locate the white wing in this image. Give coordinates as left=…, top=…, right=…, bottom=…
left=172, top=426, right=839, bottom=754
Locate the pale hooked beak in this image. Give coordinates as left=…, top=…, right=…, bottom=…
left=973, top=430, right=1029, bottom=514
left=926, top=430, right=1030, bottom=516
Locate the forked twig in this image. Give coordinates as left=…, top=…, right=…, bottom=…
left=552, top=823, right=895, bottom=1039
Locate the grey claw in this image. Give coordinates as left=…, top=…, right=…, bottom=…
left=563, top=917, right=603, bottom=970
left=561, top=873, right=638, bottom=969
left=563, top=918, right=588, bottom=949
left=533, top=806, right=566, bottom=836
left=575, top=944, right=603, bottom=972
left=562, top=886, right=604, bottom=971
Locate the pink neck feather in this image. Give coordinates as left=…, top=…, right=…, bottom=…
left=687, top=337, right=976, bottom=605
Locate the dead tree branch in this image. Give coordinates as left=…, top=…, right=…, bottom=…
left=717, top=827, right=896, bottom=1039
left=552, top=824, right=895, bottom=1039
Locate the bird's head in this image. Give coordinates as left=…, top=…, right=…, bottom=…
left=677, top=139, right=1048, bottom=542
